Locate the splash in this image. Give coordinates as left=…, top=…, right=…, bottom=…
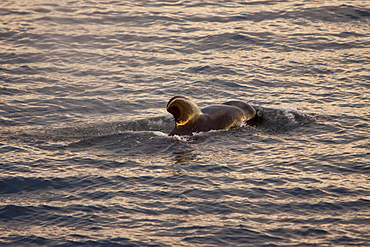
left=253, top=106, right=317, bottom=133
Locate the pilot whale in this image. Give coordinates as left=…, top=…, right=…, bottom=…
left=166, top=96, right=257, bottom=136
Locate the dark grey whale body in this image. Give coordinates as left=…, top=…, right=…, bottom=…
left=166, top=96, right=257, bottom=136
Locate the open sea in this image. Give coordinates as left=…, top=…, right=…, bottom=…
left=1, top=0, right=370, bottom=246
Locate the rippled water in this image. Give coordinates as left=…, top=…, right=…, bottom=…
left=1, top=0, right=370, bottom=246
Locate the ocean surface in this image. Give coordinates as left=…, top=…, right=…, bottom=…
left=1, top=0, right=370, bottom=246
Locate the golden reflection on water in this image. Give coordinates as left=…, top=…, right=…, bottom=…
left=1, top=0, right=369, bottom=245
left=3, top=0, right=369, bottom=118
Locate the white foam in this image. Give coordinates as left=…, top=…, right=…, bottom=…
left=152, top=131, right=171, bottom=137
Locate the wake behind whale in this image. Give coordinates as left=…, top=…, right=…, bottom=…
left=0, top=105, right=318, bottom=160
left=2, top=105, right=317, bottom=151
left=61, top=105, right=316, bottom=144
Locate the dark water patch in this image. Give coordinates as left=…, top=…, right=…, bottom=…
left=0, top=235, right=159, bottom=247
left=262, top=5, right=370, bottom=23
left=193, top=32, right=268, bottom=51
left=334, top=31, right=368, bottom=38
left=254, top=106, right=317, bottom=133
left=0, top=8, right=31, bottom=16
left=181, top=187, right=276, bottom=200
left=332, top=235, right=370, bottom=246
left=0, top=205, right=34, bottom=220
left=281, top=187, right=330, bottom=199
left=157, top=198, right=370, bottom=219
left=276, top=216, right=370, bottom=226
left=49, top=116, right=174, bottom=141
left=2, top=172, right=230, bottom=201
left=0, top=52, right=49, bottom=65
left=311, top=152, right=370, bottom=175
left=324, top=186, right=370, bottom=197
left=35, top=12, right=184, bottom=27
left=185, top=65, right=238, bottom=75
left=183, top=225, right=281, bottom=245
left=176, top=4, right=370, bottom=24
left=0, top=30, right=18, bottom=38
left=31, top=7, right=52, bottom=14
left=295, top=39, right=370, bottom=51
left=267, top=227, right=329, bottom=241
left=0, top=235, right=54, bottom=247
left=1, top=203, right=128, bottom=226
left=277, top=199, right=370, bottom=215
left=0, top=175, right=115, bottom=194
left=309, top=5, right=370, bottom=22
left=0, top=163, right=35, bottom=174
left=67, top=132, right=176, bottom=157
left=0, top=145, right=25, bottom=153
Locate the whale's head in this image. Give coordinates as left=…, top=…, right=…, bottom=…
left=166, top=96, right=202, bottom=127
